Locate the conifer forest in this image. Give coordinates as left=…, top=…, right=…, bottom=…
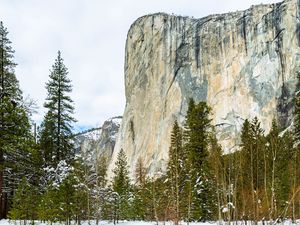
left=1, top=3, right=300, bottom=225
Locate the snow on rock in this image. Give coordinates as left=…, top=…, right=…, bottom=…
left=74, top=116, right=122, bottom=165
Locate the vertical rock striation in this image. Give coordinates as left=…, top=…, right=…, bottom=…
left=111, top=0, right=300, bottom=178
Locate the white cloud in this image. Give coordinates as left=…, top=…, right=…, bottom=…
left=0, top=0, right=282, bottom=130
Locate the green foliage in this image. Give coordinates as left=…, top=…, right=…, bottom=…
left=294, top=72, right=300, bottom=143
left=266, top=121, right=291, bottom=214
left=38, top=185, right=61, bottom=222
left=112, top=149, right=134, bottom=220
left=8, top=177, right=40, bottom=221
left=5, top=21, right=300, bottom=223
left=132, top=157, right=147, bottom=220
left=37, top=174, right=77, bottom=223
left=165, top=120, right=186, bottom=223
left=0, top=21, right=36, bottom=218
left=184, top=99, right=216, bottom=221
left=33, top=52, right=77, bottom=224
left=39, top=51, right=76, bottom=167
left=113, top=149, right=130, bottom=196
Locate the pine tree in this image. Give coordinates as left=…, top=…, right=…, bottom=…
left=166, top=120, right=185, bottom=225
left=294, top=72, right=300, bottom=144
left=208, top=129, right=224, bottom=221
left=112, top=149, right=133, bottom=220
left=265, top=120, right=293, bottom=220
left=266, top=120, right=279, bottom=219
left=0, top=21, right=34, bottom=219
left=8, top=177, right=40, bottom=223
left=59, top=174, right=76, bottom=225
left=290, top=73, right=300, bottom=220
left=184, top=99, right=216, bottom=221
left=96, top=155, right=108, bottom=188
left=72, top=157, right=89, bottom=223
left=38, top=185, right=62, bottom=223
left=39, top=51, right=76, bottom=168
left=133, top=157, right=147, bottom=220
left=112, top=149, right=130, bottom=198
left=76, top=139, right=98, bottom=224
left=93, top=155, right=109, bottom=224
left=240, top=117, right=266, bottom=222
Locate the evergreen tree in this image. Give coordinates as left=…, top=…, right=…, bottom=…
left=266, top=120, right=294, bottom=219
left=141, top=174, right=169, bottom=222
left=166, top=120, right=185, bottom=225
left=38, top=172, right=77, bottom=224
left=266, top=120, right=280, bottom=219
left=38, top=184, right=62, bottom=223
left=59, top=174, right=77, bottom=225
left=0, top=21, right=34, bottom=218
left=133, top=157, right=147, bottom=220
left=76, top=140, right=98, bottom=224
left=240, top=117, right=266, bottom=221
left=208, top=129, right=224, bottom=221
left=289, top=73, right=300, bottom=220
left=37, top=52, right=76, bottom=222
left=112, top=149, right=130, bottom=199
left=8, top=177, right=40, bottom=223
left=39, top=51, right=76, bottom=168
left=240, top=118, right=256, bottom=219
left=184, top=99, right=216, bottom=221
left=112, top=149, right=133, bottom=220
left=96, top=155, right=109, bottom=188
left=294, top=72, right=300, bottom=144
left=92, top=155, right=109, bottom=224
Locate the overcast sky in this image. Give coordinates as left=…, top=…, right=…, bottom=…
left=0, top=0, right=281, bottom=132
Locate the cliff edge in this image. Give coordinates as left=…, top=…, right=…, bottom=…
left=110, top=0, right=300, bottom=178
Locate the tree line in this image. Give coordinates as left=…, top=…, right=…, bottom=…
left=1, top=20, right=300, bottom=225
left=162, top=93, right=300, bottom=224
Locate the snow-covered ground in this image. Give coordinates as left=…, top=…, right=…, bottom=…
left=3, top=220, right=300, bottom=225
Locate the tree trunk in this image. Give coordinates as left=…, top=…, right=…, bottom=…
left=292, top=151, right=297, bottom=222
left=152, top=179, right=159, bottom=225
left=263, top=146, right=269, bottom=219
left=250, top=145, right=256, bottom=225
left=187, top=180, right=191, bottom=225
left=175, top=158, right=180, bottom=225
left=270, top=141, right=276, bottom=221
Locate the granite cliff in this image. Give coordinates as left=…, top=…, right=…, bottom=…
left=75, top=116, right=122, bottom=164
left=110, top=0, right=300, bottom=178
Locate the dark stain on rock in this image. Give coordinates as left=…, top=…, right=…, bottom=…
left=272, top=3, right=286, bottom=84
left=194, top=18, right=212, bottom=68
left=237, top=12, right=248, bottom=54
left=277, top=84, right=293, bottom=128
left=296, top=24, right=300, bottom=47
left=297, top=0, right=300, bottom=47
left=166, top=42, right=190, bottom=96
left=129, top=119, right=135, bottom=142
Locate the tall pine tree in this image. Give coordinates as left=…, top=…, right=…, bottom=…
left=112, top=149, right=133, bottom=220
left=0, top=21, right=33, bottom=218
left=184, top=99, right=216, bottom=221
left=39, top=51, right=76, bottom=168
left=166, top=120, right=185, bottom=225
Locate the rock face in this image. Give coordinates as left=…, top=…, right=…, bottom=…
left=110, top=0, right=300, bottom=178
left=75, top=116, right=122, bottom=163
